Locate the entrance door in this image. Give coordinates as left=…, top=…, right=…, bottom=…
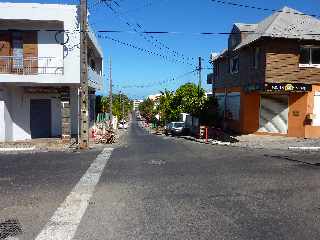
left=30, top=99, right=51, bottom=138
left=259, top=95, right=288, bottom=134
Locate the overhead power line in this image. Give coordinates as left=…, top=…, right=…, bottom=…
left=97, top=29, right=320, bottom=36
left=98, top=34, right=195, bottom=66
left=210, top=0, right=320, bottom=18
left=100, top=0, right=196, bottom=65
left=112, top=70, right=197, bottom=89
left=97, top=30, right=252, bottom=35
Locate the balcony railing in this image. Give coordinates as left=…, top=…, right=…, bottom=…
left=0, top=56, right=63, bottom=75
left=88, top=66, right=103, bottom=91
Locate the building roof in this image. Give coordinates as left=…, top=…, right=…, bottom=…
left=234, top=6, right=320, bottom=50
left=234, top=23, right=257, bottom=33
left=212, top=48, right=228, bottom=61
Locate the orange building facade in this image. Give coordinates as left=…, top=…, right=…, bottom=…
left=214, top=85, right=320, bottom=138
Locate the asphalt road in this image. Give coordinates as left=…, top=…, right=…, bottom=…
left=1, top=121, right=320, bottom=239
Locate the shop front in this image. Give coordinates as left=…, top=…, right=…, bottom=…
left=215, top=83, right=320, bottom=138
left=242, top=82, right=320, bottom=138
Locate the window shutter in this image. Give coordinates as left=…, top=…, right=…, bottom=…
left=0, top=31, right=11, bottom=73
left=23, top=31, right=38, bottom=74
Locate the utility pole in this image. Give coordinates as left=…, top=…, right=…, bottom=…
left=119, top=91, right=122, bottom=120
left=109, top=56, right=113, bottom=117
left=79, top=0, right=89, bottom=148
left=122, top=92, right=125, bottom=121
left=198, top=57, right=202, bottom=92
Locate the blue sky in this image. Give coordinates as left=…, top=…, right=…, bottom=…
left=7, top=0, right=320, bottom=99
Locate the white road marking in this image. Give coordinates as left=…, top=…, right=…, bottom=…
left=289, top=146, right=320, bottom=151
left=0, top=147, right=36, bottom=152
left=34, top=148, right=113, bottom=240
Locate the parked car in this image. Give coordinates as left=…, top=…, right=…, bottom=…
left=164, top=122, right=186, bottom=136
left=118, top=120, right=128, bottom=129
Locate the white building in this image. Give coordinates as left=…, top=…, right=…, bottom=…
left=0, top=2, right=103, bottom=141
left=133, top=99, right=143, bottom=110
left=147, top=93, right=161, bottom=109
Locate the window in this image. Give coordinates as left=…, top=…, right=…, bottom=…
left=300, top=47, right=310, bottom=64
left=11, top=31, right=23, bottom=70
left=313, top=48, right=320, bottom=64
left=214, top=62, right=219, bottom=76
left=253, top=48, right=260, bottom=69
left=90, top=59, right=96, bottom=70
left=226, top=93, right=240, bottom=120
left=299, top=46, right=320, bottom=66
left=230, top=56, right=239, bottom=74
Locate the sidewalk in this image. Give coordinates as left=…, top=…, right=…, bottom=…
left=0, top=138, right=73, bottom=154
left=233, top=134, right=320, bottom=150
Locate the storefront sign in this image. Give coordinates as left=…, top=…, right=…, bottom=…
left=24, top=87, right=60, bottom=94
left=264, top=83, right=312, bottom=92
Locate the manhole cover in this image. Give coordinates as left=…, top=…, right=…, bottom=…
left=0, top=219, right=23, bottom=239
left=148, top=160, right=166, bottom=166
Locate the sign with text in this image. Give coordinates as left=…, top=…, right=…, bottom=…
left=264, top=83, right=312, bottom=92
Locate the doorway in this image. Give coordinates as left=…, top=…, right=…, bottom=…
left=30, top=99, right=51, bottom=138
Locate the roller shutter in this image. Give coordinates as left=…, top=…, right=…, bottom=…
left=259, top=95, right=288, bottom=134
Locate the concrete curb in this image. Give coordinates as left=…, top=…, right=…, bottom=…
left=211, top=140, right=231, bottom=146
left=179, top=136, right=232, bottom=146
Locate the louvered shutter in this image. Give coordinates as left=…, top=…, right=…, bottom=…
left=0, top=31, right=11, bottom=73
left=23, top=31, right=38, bottom=74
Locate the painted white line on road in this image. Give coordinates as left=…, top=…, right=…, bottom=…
left=34, top=148, right=113, bottom=240
left=0, top=147, right=36, bottom=152
left=289, top=146, right=320, bottom=151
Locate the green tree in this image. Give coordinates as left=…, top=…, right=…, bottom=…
left=96, top=93, right=132, bottom=120
left=157, top=89, right=179, bottom=125
left=174, top=83, right=206, bottom=117
left=139, top=98, right=155, bottom=123
left=199, top=96, right=221, bottom=126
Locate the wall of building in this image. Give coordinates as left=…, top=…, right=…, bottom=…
left=265, top=39, right=320, bottom=84
left=304, top=85, right=320, bottom=138
left=0, top=92, right=5, bottom=141
left=37, top=31, right=64, bottom=74
left=240, top=91, right=260, bottom=134
left=0, top=85, right=65, bottom=141
left=287, top=93, right=308, bottom=137
left=0, top=3, right=81, bottom=84
left=213, top=41, right=266, bottom=90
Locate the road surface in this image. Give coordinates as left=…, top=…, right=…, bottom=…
left=1, top=121, right=320, bottom=239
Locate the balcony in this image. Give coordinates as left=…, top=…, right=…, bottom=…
left=0, top=56, right=63, bottom=75
left=88, top=66, right=103, bottom=91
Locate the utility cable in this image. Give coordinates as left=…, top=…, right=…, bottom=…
left=210, top=0, right=320, bottom=18
left=112, top=70, right=197, bottom=89
left=100, top=1, right=196, bottom=66
left=98, top=34, right=196, bottom=66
